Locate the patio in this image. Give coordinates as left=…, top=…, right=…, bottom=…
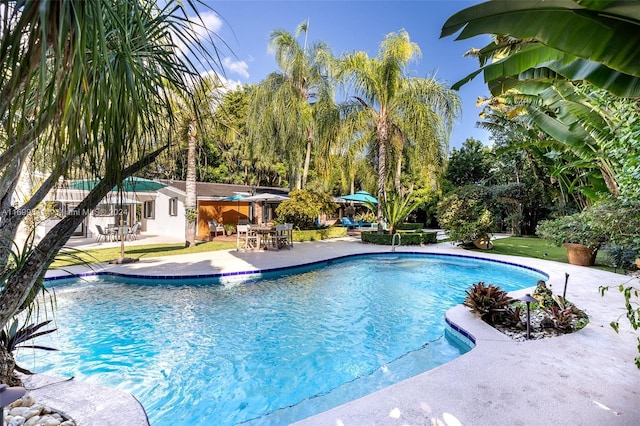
left=43, top=238, right=640, bottom=425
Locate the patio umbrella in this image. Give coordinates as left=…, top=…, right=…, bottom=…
left=340, top=190, right=377, bottom=204
left=69, top=177, right=166, bottom=192
left=242, top=193, right=290, bottom=202
left=242, top=193, right=289, bottom=224
left=222, top=193, right=249, bottom=224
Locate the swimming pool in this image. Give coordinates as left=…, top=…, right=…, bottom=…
left=26, top=254, right=545, bottom=425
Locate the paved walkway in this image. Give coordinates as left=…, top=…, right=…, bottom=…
left=44, top=238, right=640, bottom=425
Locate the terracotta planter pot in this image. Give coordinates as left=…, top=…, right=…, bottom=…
left=563, top=243, right=598, bottom=266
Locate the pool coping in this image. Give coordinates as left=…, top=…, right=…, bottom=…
left=42, top=240, right=640, bottom=425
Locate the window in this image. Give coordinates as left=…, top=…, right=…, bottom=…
left=169, top=197, right=178, bottom=216
left=143, top=200, right=155, bottom=219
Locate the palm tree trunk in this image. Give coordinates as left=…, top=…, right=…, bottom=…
left=376, top=121, right=388, bottom=233
left=394, top=154, right=402, bottom=193
left=185, top=118, right=197, bottom=247
left=301, top=136, right=313, bottom=189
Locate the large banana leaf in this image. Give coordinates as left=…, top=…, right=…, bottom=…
left=442, top=0, right=640, bottom=80
left=453, top=41, right=640, bottom=97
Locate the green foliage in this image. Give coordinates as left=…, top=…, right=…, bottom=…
left=533, top=280, right=555, bottom=309
left=360, top=231, right=437, bottom=245
left=463, top=282, right=513, bottom=325
left=395, top=223, right=423, bottom=231
left=275, top=190, right=338, bottom=230
left=377, top=190, right=421, bottom=234
left=536, top=212, right=604, bottom=249
left=601, top=281, right=640, bottom=368
left=444, top=137, right=494, bottom=186
left=223, top=224, right=236, bottom=234
left=0, top=319, right=57, bottom=375
left=292, top=227, right=347, bottom=242
left=437, top=186, right=494, bottom=245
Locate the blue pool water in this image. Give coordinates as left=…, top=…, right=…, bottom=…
left=25, top=254, right=545, bottom=425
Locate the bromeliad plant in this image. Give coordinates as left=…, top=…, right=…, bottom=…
left=463, top=282, right=513, bottom=325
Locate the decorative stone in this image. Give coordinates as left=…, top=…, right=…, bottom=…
left=9, top=407, right=29, bottom=417
left=7, top=416, right=25, bottom=426
left=2, top=394, right=76, bottom=426
left=24, top=417, right=41, bottom=426
left=22, top=407, right=43, bottom=419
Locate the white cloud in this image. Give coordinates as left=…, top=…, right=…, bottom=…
left=222, top=57, right=250, bottom=79
left=193, top=11, right=223, bottom=42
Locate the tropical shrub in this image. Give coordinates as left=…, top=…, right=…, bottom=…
left=0, top=320, right=57, bottom=385
left=437, top=187, right=494, bottom=246
left=292, top=227, right=347, bottom=242
left=463, top=282, right=513, bottom=324
left=600, top=282, right=640, bottom=369
left=589, top=198, right=640, bottom=264
left=536, top=212, right=604, bottom=249
left=371, top=190, right=420, bottom=234
left=275, top=190, right=338, bottom=230
left=360, top=231, right=437, bottom=245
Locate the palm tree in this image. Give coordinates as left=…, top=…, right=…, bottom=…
left=0, top=0, right=221, bottom=332
left=247, top=21, right=334, bottom=189
left=171, top=76, right=223, bottom=247
left=337, top=30, right=460, bottom=232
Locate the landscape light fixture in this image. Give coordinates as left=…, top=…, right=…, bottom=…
left=519, top=293, right=537, bottom=340
left=563, top=273, right=570, bottom=299
left=0, top=384, right=26, bottom=424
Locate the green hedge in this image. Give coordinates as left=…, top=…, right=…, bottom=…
left=292, top=226, right=348, bottom=242
left=396, top=223, right=424, bottom=231
left=360, top=231, right=437, bottom=245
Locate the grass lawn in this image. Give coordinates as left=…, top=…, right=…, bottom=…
left=473, top=236, right=615, bottom=272
left=52, top=240, right=237, bottom=268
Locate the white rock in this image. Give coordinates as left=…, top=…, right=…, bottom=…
left=22, top=395, right=36, bottom=407
left=42, top=417, right=61, bottom=426
left=24, top=416, right=41, bottom=426
left=9, top=407, right=29, bottom=417
left=8, top=415, right=26, bottom=426
left=22, top=406, right=43, bottom=419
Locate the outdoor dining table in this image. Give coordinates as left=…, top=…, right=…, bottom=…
left=248, top=225, right=277, bottom=250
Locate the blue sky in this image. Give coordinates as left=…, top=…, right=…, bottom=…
left=200, top=1, right=491, bottom=150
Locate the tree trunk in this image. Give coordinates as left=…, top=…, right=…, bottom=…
left=301, top=136, right=312, bottom=189
left=376, top=120, right=388, bottom=234
left=185, top=118, right=197, bottom=247
left=0, top=346, right=20, bottom=386
left=394, top=154, right=402, bottom=193
left=0, top=144, right=168, bottom=330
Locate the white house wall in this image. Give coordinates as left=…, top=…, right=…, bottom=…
left=140, top=189, right=186, bottom=239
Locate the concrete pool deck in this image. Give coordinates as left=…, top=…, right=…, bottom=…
left=44, top=238, right=640, bottom=425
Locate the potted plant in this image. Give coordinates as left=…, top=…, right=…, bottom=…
left=536, top=212, right=604, bottom=266
left=223, top=224, right=235, bottom=236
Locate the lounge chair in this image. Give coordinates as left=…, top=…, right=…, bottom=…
left=341, top=217, right=358, bottom=230
left=208, top=220, right=224, bottom=238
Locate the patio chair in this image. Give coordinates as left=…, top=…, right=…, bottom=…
left=208, top=220, right=224, bottom=238
left=127, top=222, right=141, bottom=240
left=95, top=225, right=111, bottom=243
left=273, top=224, right=291, bottom=250
left=236, top=224, right=258, bottom=251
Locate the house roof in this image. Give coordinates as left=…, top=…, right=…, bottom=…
left=158, top=180, right=289, bottom=200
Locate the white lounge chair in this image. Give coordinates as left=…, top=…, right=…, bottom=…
left=208, top=220, right=224, bottom=238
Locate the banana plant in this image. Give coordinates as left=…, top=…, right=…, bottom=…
left=441, top=0, right=640, bottom=97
